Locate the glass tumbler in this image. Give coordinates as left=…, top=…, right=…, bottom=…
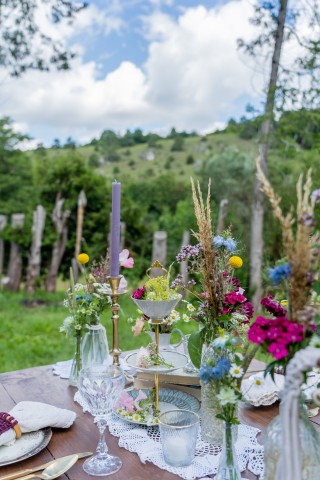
left=159, top=409, right=199, bottom=467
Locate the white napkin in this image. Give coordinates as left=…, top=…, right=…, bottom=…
left=0, top=401, right=76, bottom=447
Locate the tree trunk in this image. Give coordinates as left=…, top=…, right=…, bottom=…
left=217, top=199, right=229, bottom=234
left=45, top=196, right=70, bottom=292
left=7, top=214, right=25, bottom=292
left=0, top=215, right=7, bottom=288
left=25, top=205, right=46, bottom=294
left=250, top=0, right=289, bottom=309
left=73, top=189, right=87, bottom=282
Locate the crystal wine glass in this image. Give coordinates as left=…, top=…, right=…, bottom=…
left=78, top=364, right=125, bottom=476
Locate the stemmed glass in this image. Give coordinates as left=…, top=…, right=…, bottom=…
left=78, top=364, right=125, bottom=476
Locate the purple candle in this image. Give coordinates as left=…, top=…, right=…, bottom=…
left=110, top=181, right=121, bottom=277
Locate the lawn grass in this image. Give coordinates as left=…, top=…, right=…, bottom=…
left=0, top=290, right=197, bottom=373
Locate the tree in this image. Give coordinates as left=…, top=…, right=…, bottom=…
left=238, top=0, right=320, bottom=307
left=0, top=0, right=87, bottom=77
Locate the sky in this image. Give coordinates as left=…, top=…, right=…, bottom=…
left=0, top=0, right=271, bottom=148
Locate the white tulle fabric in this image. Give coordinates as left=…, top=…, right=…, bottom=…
left=75, top=390, right=264, bottom=480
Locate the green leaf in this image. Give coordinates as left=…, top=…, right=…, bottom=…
left=188, top=330, right=203, bottom=369
left=313, top=281, right=320, bottom=295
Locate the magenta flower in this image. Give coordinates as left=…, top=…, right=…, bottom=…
left=268, top=342, right=289, bottom=360
left=261, top=295, right=287, bottom=317
left=242, top=301, right=254, bottom=320
left=248, top=325, right=267, bottom=344
left=132, top=286, right=146, bottom=299
left=224, top=291, right=247, bottom=305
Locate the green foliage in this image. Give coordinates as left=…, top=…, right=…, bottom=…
left=0, top=0, right=87, bottom=77
left=171, top=136, right=185, bottom=151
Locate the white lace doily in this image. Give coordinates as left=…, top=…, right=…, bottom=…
left=74, top=391, right=264, bottom=480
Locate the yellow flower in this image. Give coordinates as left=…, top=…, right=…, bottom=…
left=280, top=300, right=288, bottom=306
left=229, top=256, right=243, bottom=268
left=78, top=253, right=90, bottom=264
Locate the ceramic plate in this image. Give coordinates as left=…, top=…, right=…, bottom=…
left=124, top=351, right=188, bottom=373
left=0, top=428, right=52, bottom=467
left=114, top=388, right=200, bottom=426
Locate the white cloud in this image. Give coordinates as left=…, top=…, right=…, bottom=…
left=0, top=0, right=265, bottom=145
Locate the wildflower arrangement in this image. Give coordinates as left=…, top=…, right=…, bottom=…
left=173, top=180, right=254, bottom=368
left=199, top=335, right=244, bottom=424
left=131, top=273, right=180, bottom=302
left=135, top=342, right=173, bottom=369
left=248, top=162, right=320, bottom=376
left=60, top=249, right=134, bottom=337
left=129, top=299, right=196, bottom=335
left=115, top=389, right=159, bottom=425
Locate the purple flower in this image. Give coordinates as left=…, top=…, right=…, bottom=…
left=299, top=213, right=315, bottom=227
left=312, top=189, right=320, bottom=204
left=176, top=244, right=202, bottom=262
left=132, top=286, right=146, bottom=299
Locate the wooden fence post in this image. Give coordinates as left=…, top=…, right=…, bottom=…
left=152, top=231, right=167, bottom=266
left=25, top=205, right=46, bottom=294
left=45, top=196, right=70, bottom=292
left=0, top=215, right=7, bottom=288
left=7, top=214, right=25, bottom=291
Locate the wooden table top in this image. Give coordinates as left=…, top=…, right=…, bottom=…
left=0, top=363, right=319, bottom=480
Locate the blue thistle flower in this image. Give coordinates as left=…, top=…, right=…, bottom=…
left=268, top=263, right=291, bottom=286
left=213, top=235, right=225, bottom=248
left=223, top=238, right=237, bottom=253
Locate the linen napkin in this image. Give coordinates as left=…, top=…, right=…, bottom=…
left=0, top=401, right=76, bottom=447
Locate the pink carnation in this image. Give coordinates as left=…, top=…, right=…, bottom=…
left=224, top=291, right=247, bottom=305
left=268, top=342, right=289, bottom=360
left=248, top=325, right=267, bottom=344
left=132, top=286, right=146, bottom=299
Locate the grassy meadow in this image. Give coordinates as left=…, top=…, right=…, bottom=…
left=0, top=289, right=197, bottom=374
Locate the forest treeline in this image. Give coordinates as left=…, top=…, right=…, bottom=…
left=1, top=108, right=319, bottom=290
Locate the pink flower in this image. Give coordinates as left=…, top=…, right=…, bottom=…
left=119, top=249, right=134, bottom=268
left=132, top=317, right=145, bottom=336
left=116, top=391, right=135, bottom=413
left=268, top=342, right=289, bottom=360
left=132, top=286, right=146, bottom=299
left=242, top=301, right=254, bottom=320
left=224, top=291, right=247, bottom=305
left=135, top=390, right=148, bottom=402
left=120, top=276, right=128, bottom=290
left=248, top=325, right=267, bottom=344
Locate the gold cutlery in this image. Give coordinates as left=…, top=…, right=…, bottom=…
left=0, top=452, right=92, bottom=480
left=14, top=454, right=78, bottom=480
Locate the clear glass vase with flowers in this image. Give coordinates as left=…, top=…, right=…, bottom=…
left=172, top=180, right=258, bottom=443
left=60, top=249, right=134, bottom=385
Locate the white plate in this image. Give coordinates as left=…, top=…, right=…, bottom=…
left=0, top=428, right=52, bottom=466
left=124, top=351, right=188, bottom=373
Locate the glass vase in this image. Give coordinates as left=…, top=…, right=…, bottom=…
left=69, top=334, right=82, bottom=387
left=215, top=421, right=241, bottom=480
left=264, top=400, right=320, bottom=480
left=200, top=342, right=223, bottom=445
left=81, top=323, right=109, bottom=369
left=200, top=380, right=224, bottom=445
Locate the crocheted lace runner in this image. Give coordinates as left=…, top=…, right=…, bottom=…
left=74, top=390, right=264, bottom=480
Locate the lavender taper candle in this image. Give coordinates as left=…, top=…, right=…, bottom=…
left=110, top=181, right=121, bottom=277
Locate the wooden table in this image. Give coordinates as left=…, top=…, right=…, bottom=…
left=0, top=365, right=319, bottom=480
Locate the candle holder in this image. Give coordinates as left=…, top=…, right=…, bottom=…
left=108, top=275, right=127, bottom=366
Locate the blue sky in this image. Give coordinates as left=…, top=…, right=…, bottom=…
left=0, top=0, right=267, bottom=147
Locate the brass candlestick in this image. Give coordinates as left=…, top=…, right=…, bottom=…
left=108, top=275, right=126, bottom=366
left=150, top=318, right=163, bottom=412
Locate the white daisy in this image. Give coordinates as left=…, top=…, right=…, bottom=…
left=251, top=375, right=264, bottom=388
left=183, top=313, right=190, bottom=322
left=132, top=413, right=141, bottom=422
left=168, top=310, right=180, bottom=322
left=187, top=303, right=195, bottom=312
left=229, top=364, right=244, bottom=378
